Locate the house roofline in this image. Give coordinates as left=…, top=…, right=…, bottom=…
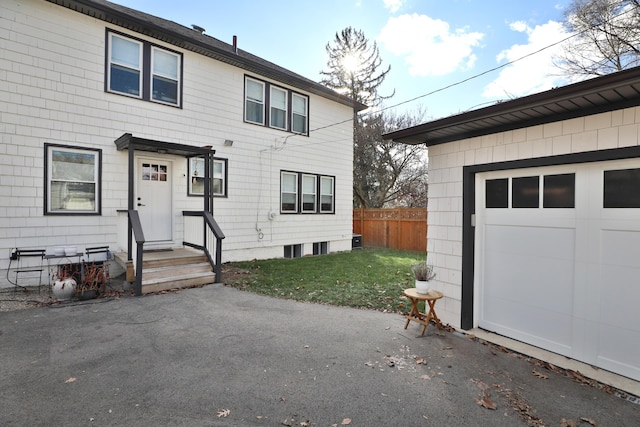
left=46, top=0, right=368, bottom=112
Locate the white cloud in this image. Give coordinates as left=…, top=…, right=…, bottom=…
left=483, top=20, right=571, bottom=99
left=377, top=13, right=484, bottom=76
left=383, top=0, right=404, bottom=13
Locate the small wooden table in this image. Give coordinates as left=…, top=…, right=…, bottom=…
left=403, top=288, right=443, bottom=335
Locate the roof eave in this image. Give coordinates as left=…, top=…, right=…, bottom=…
left=384, top=66, right=640, bottom=146
left=47, top=0, right=368, bottom=112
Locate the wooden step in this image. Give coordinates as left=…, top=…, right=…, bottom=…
left=114, top=248, right=216, bottom=293
left=141, top=267, right=215, bottom=294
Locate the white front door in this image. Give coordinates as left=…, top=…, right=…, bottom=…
left=475, top=159, right=640, bottom=381
left=136, top=158, right=172, bottom=243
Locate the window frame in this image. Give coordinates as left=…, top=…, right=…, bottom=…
left=301, top=174, right=317, bottom=213
left=280, top=170, right=335, bottom=214
left=291, top=92, right=309, bottom=134
left=188, top=157, right=228, bottom=197
left=280, top=171, right=299, bottom=213
left=245, top=77, right=266, bottom=125
left=44, top=143, right=102, bottom=216
left=270, top=85, right=288, bottom=130
left=244, top=76, right=309, bottom=136
left=150, top=46, right=181, bottom=106
left=106, top=29, right=183, bottom=108
left=319, top=176, right=335, bottom=213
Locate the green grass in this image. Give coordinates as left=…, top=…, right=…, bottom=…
left=223, top=248, right=425, bottom=312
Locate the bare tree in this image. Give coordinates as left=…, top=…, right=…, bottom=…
left=353, top=110, right=428, bottom=208
left=321, top=27, right=427, bottom=208
left=554, top=0, right=640, bottom=77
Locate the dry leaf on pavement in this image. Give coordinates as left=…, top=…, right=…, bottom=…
left=476, top=394, right=497, bottom=410
left=216, top=409, right=230, bottom=418
left=532, top=370, right=549, bottom=379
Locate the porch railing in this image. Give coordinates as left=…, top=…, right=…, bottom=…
left=182, top=211, right=225, bottom=282
left=128, top=209, right=145, bottom=296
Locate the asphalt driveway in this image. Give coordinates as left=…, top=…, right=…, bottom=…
left=1, top=284, right=638, bottom=426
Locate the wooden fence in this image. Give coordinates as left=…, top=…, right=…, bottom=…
left=353, top=208, right=427, bottom=252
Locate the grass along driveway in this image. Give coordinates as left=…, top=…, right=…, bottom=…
left=223, top=248, right=425, bottom=312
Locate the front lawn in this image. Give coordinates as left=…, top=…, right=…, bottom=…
left=223, top=248, right=425, bottom=312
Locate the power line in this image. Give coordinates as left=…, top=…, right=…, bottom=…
left=282, top=2, right=636, bottom=145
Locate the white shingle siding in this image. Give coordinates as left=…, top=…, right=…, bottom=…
left=0, top=0, right=355, bottom=285
left=427, top=106, right=640, bottom=328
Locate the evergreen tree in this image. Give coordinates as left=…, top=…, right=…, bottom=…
left=320, top=27, right=393, bottom=107
left=321, top=27, right=427, bottom=208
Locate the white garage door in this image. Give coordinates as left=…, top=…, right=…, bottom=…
left=475, top=159, right=640, bottom=381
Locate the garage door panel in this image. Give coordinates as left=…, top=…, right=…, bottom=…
left=482, top=224, right=575, bottom=353
left=483, top=225, right=575, bottom=312
left=477, top=160, right=640, bottom=381
left=482, top=296, right=573, bottom=355
left=597, top=230, right=640, bottom=380
left=597, top=326, right=640, bottom=381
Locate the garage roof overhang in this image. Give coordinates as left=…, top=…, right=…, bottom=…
left=384, top=67, right=640, bottom=146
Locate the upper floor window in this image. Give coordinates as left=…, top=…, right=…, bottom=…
left=107, top=31, right=182, bottom=107
left=270, top=86, right=288, bottom=130
left=245, top=78, right=265, bottom=124
left=44, top=144, right=101, bottom=215
left=188, top=157, right=227, bottom=197
left=244, top=76, right=309, bottom=135
left=292, top=93, right=308, bottom=134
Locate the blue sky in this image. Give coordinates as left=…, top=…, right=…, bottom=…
left=111, top=0, right=576, bottom=120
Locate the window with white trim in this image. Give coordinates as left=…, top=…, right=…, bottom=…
left=280, top=171, right=335, bottom=214
left=245, top=77, right=265, bottom=124
left=270, top=86, right=288, bottom=129
left=292, top=93, right=308, bottom=134
left=188, top=157, right=227, bottom=197
left=107, top=31, right=182, bottom=107
left=320, top=176, right=335, bottom=212
left=301, top=174, right=317, bottom=212
left=45, top=144, right=101, bottom=215
left=281, top=172, right=298, bottom=212
left=244, top=76, right=309, bottom=135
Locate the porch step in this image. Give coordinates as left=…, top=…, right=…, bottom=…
left=114, top=248, right=216, bottom=294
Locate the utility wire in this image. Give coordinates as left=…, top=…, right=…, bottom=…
left=297, top=2, right=636, bottom=139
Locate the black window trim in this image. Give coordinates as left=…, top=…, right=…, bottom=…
left=187, top=157, right=228, bottom=198
left=105, top=28, right=183, bottom=108
left=280, top=170, right=335, bottom=214
left=44, top=143, right=102, bottom=216
left=244, top=75, right=309, bottom=136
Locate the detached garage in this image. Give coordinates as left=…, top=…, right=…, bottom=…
left=385, top=67, right=640, bottom=384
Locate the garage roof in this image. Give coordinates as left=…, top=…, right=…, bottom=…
left=384, top=66, right=640, bottom=146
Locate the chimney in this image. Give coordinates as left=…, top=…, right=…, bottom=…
left=192, top=24, right=205, bottom=34
left=233, top=35, right=237, bottom=53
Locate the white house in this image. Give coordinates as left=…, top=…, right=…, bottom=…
left=1, top=0, right=365, bottom=292
left=386, top=67, right=640, bottom=386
